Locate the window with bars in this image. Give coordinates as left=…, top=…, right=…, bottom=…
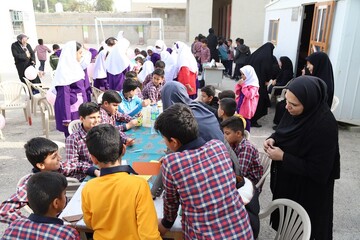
left=9, top=10, right=24, bottom=36
left=268, top=19, right=279, bottom=45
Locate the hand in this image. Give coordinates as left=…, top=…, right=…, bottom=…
left=265, top=146, right=284, bottom=161
left=142, top=99, right=151, bottom=107
left=126, top=119, right=138, bottom=130
left=272, top=80, right=277, bottom=86
left=158, top=219, right=170, bottom=236
left=263, top=138, right=275, bottom=152
left=185, top=84, right=194, bottom=93
left=63, top=123, right=69, bottom=127
left=126, top=138, right=135, bottom=146
left=237, top=79, right=245, bottom=85
left=94, top=169, right=100, bottom=177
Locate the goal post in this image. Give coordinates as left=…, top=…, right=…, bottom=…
left=94, top=17, right=164, bottom=47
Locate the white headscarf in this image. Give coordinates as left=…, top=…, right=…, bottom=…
left=154, top=39, right=167, bottom=54
left=80, top=49, right=91, bottom=70
left=105, top=39, right=131, bottom=75
left=138, top=61, right=154, bottom=83
left=53, top=41, right=84, bottom=87
left=161, top=51, right=176, bottom=82
left=240, top=65, right=260, bottom=87
left=174, top=41, right=198, bottom=74
left=93, top=50, right=107, bottom=79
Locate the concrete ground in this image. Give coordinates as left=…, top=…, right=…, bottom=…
left=0, top=74, right=359, bottom=239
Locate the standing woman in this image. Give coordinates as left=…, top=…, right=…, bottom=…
left=247, top=42, right=275, bottom=127
left=306, top=51, right=334, bottom=107
left=264, top=76, right=340, bottom=240
left=54, top=41, right=87, bottom=137
left=173, top=41, right=198, bottom=99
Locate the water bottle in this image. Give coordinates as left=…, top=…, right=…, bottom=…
left=150, top=104, right=159, bottom=134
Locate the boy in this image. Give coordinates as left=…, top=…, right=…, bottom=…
left=220, top=116, right=263, bottom=184
left=99, top=89, right=138, bottom=135
left=155, top=103, right=253, bottom=239
left=218, top=89, right=236, bottom=100
left=143, top=60, right=165, bottom=87
left=200, top=85, right=219, bottom=110
left=81, top=124, right=161, bottom=239
left=0, top=138, right=61, bottom=224
left=119, top=78, right=151, bottom=117
left=199, top=38, right=210, bottom=65
left=50, top=44, right=60, bottom=70
left=2, top=172, right=80, bottom=239
left=142, top=68, right=164, bottom=104
left=62, top=102, right=101, bottom=181
left=217, top=97, right=237, bottom=121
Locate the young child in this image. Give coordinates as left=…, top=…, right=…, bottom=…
left=0, top=138, right=61, bottom=224
left=81, top=124, right=161, bottom=239
left=2, top=172, right=80, bottom=239
left=217, top=97, right=237, bottom=121
left=50, top=44, right=60, bottom=71
left=99, top=90, right=138, bottom=135
left=34, top=38, right=51, bottom=74
left=118, top=78, right=151, bottom=117
left=142, top=68, right=165, bottom=104
left=155, top=103, right=253, bottom=239
left=218, top=89, right=236, bottom=100
left=220, top=116, right=263, bottom=185
left=62, top=102, right=101, bottom=182
left=142, top=60, right=165, bottom=87
left=199, top=39, right=210, bottom=65
left=125, top=71, right=143, bottom=98
left=200, top=85, right=219, bottom=110
left=235, top=65, right=259, bottom=132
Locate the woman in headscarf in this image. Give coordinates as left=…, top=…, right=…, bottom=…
left=105, top=39, right=131, bottom=91
left=306, top=51, right=334, bottom=107
left=268, top=56, right=294, bottom=95
left=80, top=48, right=92, bottom=102
left=160, top=51, right=177, bottom=83
left=93, top=42, right=109, bottom=91
left=246, top=42, right=275, bottom=127
left=235, top=65, right=260, bottom=132
left=173, top=41, right=198, bottom=99
left=53, top=41, right=87, bottom=137
left=264, top=76, right=340, bottom=240
left=138, top=60, right=154, bottom=84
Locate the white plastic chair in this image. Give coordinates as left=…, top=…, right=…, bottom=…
left=91, top=86, right=104, bottom=103
left=23, top=77, right=45, bottom=116
left=256, top=152, right=272, bottom=191
left=244, top=130, right=251, bottom=140
left=38, top=97, right=55, bottom=138
left=331, top=95, right=339, bottom=112
left=259, top=198, right=311, bottom=240
left=68, top=119, right=82, bottom=135
left=0, top=81, right=31, bottom=124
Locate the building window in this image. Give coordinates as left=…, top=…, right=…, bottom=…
left=268, top=19, right=279, bottom=45
left=9, top=10, right=24, bottom=36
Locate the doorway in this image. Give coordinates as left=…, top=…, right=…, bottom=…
left=296, top=4, right=314, bottom=77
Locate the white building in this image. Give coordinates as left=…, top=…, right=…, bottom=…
left=0, top=1, right=38, bottom=81
left=264, top=0, right=360, bottom=125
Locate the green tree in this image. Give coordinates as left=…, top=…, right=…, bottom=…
left=95, top=0, right=113, bottom=11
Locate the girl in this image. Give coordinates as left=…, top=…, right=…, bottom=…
left=235, top=65, right=259, bottom=132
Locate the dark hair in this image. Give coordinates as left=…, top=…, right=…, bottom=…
left=134, top=48, right=140, bottom=54
left=228, top=38, right=232, bottom=43
left=76, top=42, right=82, bottom=51
left=105, top=37, right=117, bottom=47
left=125, top=71, right=138, bottom=80
left=220, top=116, right=245, bottom=135
left=153, top=68, right=165, bottom=77
left=201, top=39, right=208, bottom=45
left=27, top=172, right=67, bottom=215
left=239, top=38, right=244, bottom=45
left=135, top=56, right=144, bottom=65
left=86, top=124, right=123, bottom=164
left=218, top=90, right=235, bottom=100
left=79, top=102, right=100, bottom=118
left=155, top=103, right=198, bottom=145
left=201, top=85, right=216, bottom=97
left=194, top=36, right=199, bottom=41
left=52, top=44, right=60, bottom=51
left=209, top=28, right=215, bottom=34
left=235, top=38, right=241, bottom=43
left=140, top=50, right=147, bottom=58
left=219, top=98, right=237, bottom=117
left=24, top=138, right=58, bottom=170
left=123, top=78, right=140, bottom=93
left=38, top=39, right=44, bottom=45
left=155, top=60, right=165, bottom=69
left=101, top=90, right=122, bottom=104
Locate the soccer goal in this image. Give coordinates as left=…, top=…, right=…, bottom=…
left=94, top=17, right=164, bottom=46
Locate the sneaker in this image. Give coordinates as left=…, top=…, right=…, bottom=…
left=252, top=122, right=262, bottom=128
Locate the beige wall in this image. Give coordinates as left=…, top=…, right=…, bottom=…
left=187, top=0, right=213, bottom=42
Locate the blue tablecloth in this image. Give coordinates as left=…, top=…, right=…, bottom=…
left=123, top=127, right=166, bottom=166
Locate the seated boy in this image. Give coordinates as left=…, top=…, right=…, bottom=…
left=218, top=89, right=236, bottom=100
left=62, top=102, right=101, bottom=182
left=155, top=103, right=253, bottom=239
left=0, top=138, right=61, bottom=224
left=143, top=60, right=165, bottom=87
left=99, top=89, right=138, bottom=139
left=2, top=172, right=80, bottom=239
left=220, top=116, right=263, bottom=184
left=125, top=71, right=143, bottom=98
left=118, top=78, right=151, bottom=117
left=81, top=124, right=161, bottom=239
left=200, top=85, right=219, bottom=110
left=142, top=68, right=165, bottom=104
